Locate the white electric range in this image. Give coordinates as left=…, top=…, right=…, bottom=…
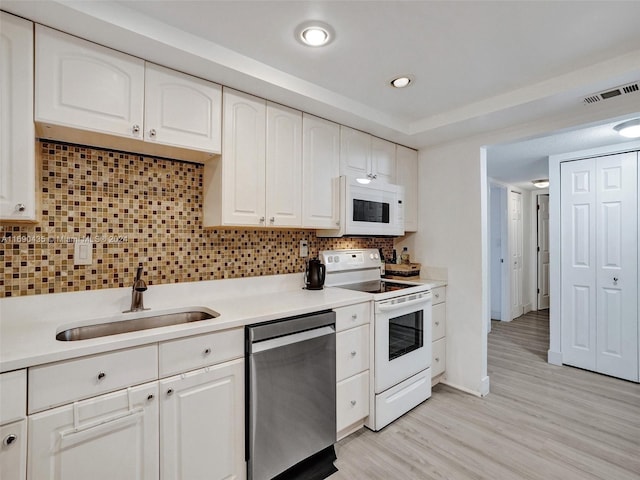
left=321, top=249, right=432, bottom=430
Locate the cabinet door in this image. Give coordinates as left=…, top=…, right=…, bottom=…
left=0, top=420, right=27, bottom=480
left=222, top=89, right=266, bottom=226
left=0, top=13, right=36, bottom=221
left=35, top=25, right=145, bottom=140
left=160, top=359, right=244, bottom=480
left=340, top=126, right=371, bottom=179
left=396, top=145, right=419, bottom=232
left=265, top=102, right=302, bottom=227
left=371, top=137, right=396, bottom=183
left=302, top=114, right=340, bottom=228
left=28, top=382, right=159, bottom=480
left=144, top=63, right=222, bottom=153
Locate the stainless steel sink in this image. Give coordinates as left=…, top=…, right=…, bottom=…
left=56, top=309, right=219, bottom=341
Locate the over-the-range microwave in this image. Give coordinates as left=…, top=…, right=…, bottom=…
left=317, top=176, right=405, bottom=237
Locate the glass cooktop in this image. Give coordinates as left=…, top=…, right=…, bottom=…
left=337, top=280, right=419, bottom=294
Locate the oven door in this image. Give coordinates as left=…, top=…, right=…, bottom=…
left=374, top=291, right=432, bottom=393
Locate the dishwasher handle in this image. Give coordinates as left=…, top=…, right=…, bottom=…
left=251, top=325, right=335, bottom=354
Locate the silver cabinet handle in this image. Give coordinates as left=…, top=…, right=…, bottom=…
left=259, top=217, right=265, bottom=223
left=613, top=277, right=619, bottom=284
left=3, top=434, right=17, bottom=447
left=351, top=313, right=358, bottom=320
left=434, top=293, right=440, bottom=298
left=350, top=351, right=357, bottom=357
left=204, top=348, right=211, bottom=355
left=372, top=174, right=378, bottom=179
left=97, top=372, right=106, bottom=381
left=149, top=128, right=156, bottom=138
left=435, top=321, right=440, bottom=326
left=435, top=357, right=440, bottom=362
left=132, top=124, right=140, bottom=134
left=350, top=400, right=357, bottom=406
left=15, top=203, right=25, bottom=212
left=167, top=388, right=174, bottom=396
left=147, top=394, right=154, bottom=401
left=269, top=217, right=275, bottom=223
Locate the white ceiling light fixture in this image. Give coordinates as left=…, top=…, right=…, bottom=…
left=532, top=179, right=550, bottom=189
left=389, top=75, right=414, bottom=89
left=613, top=118, right=640, bottom=138
left=297, top=21, right=334, bottom=47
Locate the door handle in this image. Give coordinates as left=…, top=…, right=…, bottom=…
left=613, top=277, right=619, bottom=285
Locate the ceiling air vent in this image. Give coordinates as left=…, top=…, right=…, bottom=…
left=583, top=82, right=639, bottom=105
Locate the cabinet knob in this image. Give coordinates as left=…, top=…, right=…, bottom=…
left=204, top=348, right=212, bottom=355
left=335, top=221, right=340, bottom=226
left=613, top=277, right=619, bottom=285
left=15, top=203, right=26, bottom=212
left=435, top=357, right=440, bottom=362
left=351, top=313, right=358, bottom=320
left=167, top=388, right=174, bottom=396
left=3, top=434, right=17, bottom=447
left=350, top=351, right=357, bottom=357
left=132, top=124, right=140, bottom=135
left=269, top=217, right=275, bottom=223
left=147, top=394, right=154, bottom=401
left=259, top=217, right=265, bottom=223
left=350, top=400, right=357, bottom=406
left=435, top=321, right=440, bottom=326
left=149, top=128, right=156, bottom=138
left=434, top=293, right=440, bottom=298
left=97, top=372, right=106, bottom=381
left=372, top=174, right=378, bottom=179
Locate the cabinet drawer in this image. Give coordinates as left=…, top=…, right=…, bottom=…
left=432, top=338, right=446, bottom=377
left=0, top=370, right=26, bottom=424
left=432, top=302, right=446, bottom=341
left=336, top=325, right=369, bottom=382
left=28, top=345, right=158, bottom=413
left=0, top=419, right=27, bottom=480
left=335, top=302, right=370, bottom=332
left=431, top=286, right=446, bottom=305
left=336, top=371, right=369, bottom=432
left=159, top=328, right=244, bottom=377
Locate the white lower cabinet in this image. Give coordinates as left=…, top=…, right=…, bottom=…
left=431, top=286, right=447, bottom=385
left=159, top=359, right=244, bottom=480
left=1, top=420, right=27, bottom=480
left=334, top=302, right=371, bottom=439
left=27, top=382, right=159, bottom=480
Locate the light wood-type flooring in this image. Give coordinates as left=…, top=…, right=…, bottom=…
left=331, top=310, right=640, bottom=479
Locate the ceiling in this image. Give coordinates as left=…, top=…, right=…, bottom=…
left=3, top=0, right=640, bottom=186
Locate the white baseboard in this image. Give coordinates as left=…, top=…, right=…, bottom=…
left=479, top=376, right=490, bottom=397
left=440, top=378, right=489, bottom=398
left=523, top=303, right=532, bottom=314
left=491, top=310, right=501, bottom=320
left=547, top=349, right=562, bottom=366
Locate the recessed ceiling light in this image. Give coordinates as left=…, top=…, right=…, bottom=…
left=296, top=21, right=333, bottom=47
left=613, top=118, right=640, bottom=138
left=389, top=75, right=414, bottom=89
left=532, top=179, right=550, bottom=189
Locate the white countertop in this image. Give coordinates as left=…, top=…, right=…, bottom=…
left=0, top=274, right=372, bottom=373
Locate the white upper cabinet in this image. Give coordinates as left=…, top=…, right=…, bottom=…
left=221, top=89, right=266, bottom=226
left=302, top=114, right=340, bottom=228
left=0, top=12, right=36, bottom=221
left=144, top=63, right=221, bottom=153
left=371, top=136, right=396, bottom=183
left=35, top=25, right=145, bottom=140
left=396, top=145, right=419, bottom=232
left=340, top=126, right=396, bottom=183
left=266, top=102, right=302, bottom=227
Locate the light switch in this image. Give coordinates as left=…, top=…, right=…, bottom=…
left=299, top=239, right=309, bottom=258
left=74, top=239, right=92, bottom=265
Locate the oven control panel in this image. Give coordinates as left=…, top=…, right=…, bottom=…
left=321, top=249, right=382, bottom=272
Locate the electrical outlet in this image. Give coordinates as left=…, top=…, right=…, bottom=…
left=299, top=239, right=309, bottom=258
left=74, top=238, right=92, bottom=265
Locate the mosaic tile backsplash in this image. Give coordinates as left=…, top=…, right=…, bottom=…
left=1, top=141, right=393, bottom=297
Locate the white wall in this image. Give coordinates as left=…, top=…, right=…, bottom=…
left=409, top=98, right=640, bottom=396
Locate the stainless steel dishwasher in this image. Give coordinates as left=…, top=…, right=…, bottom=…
left=246, top=310, right=336, bottom=480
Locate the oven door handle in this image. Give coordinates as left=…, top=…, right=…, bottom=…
left=377, top=295, right=430, bottom=312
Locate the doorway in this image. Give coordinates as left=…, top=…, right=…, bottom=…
left=536, top=194, right=550, bottom=310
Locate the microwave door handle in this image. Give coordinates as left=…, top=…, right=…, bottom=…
left=377, top=296, right=431, bottom=312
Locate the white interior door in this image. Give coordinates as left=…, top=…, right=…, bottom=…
left=561, top=158, right=597, bottom=371
left=537, top=194, right=550, bottom=309
left=595, top=152, right=637, bottom=381
left=509, top=190, right=524, bottom=319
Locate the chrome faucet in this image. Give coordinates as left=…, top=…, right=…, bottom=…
left=124, top=265, right=149, bottom=313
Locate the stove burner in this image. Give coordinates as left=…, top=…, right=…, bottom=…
left=337, top=280, right=418, bottom=294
